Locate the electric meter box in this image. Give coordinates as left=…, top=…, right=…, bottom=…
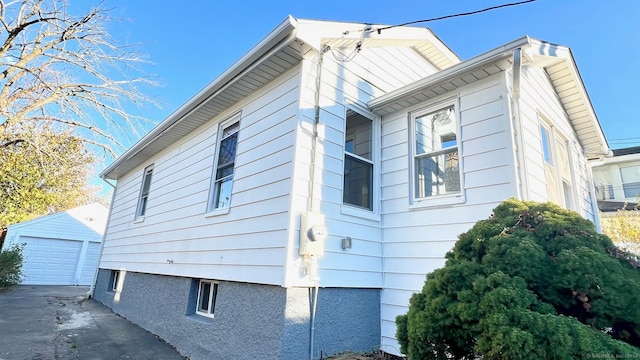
left=299, top=212, right=327, bottom=256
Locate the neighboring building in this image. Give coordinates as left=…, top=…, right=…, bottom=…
left=92, top=17, right=609, bottom=359
left=592, top=146, right=640, bottom=211
left=2, top=203, right=107, bottom=285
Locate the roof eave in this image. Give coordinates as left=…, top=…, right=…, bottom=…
left=100, top=16, right=299, bottom=180
left=369, top=36, right=532, bottom=112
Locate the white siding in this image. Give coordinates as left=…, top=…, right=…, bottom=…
left=378, top=74, right=517, bottom=353
left=284, top=46, right=440, bottom=288
left=101, top=67, right=303, bottom=286
left=517, top=66, right=595, bottom=221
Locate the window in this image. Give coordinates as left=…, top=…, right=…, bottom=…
left=540, top=121, right=574, bottom=208
left=343, top=110, right=373, bottom=210
left=413, top=104, right=461, bottom=199
left=592, top=168, right=614, bottom=201
left=209, top=120, right=240, bottom=212
left=196, top=280, right=218, bottom=317
left=135, top=165, right=153, bottom=219
left=111, top=270, right=120, bottom=292
left=620, top=166, right=640, bottom=199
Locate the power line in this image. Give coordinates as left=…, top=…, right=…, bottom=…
left=374, top=0, right=538, bottom=33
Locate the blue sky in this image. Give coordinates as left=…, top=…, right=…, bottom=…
left=100, top=0, right=640, bottom=150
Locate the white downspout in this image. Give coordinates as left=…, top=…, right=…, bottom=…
left=88, top=177, right=117, bottom=298
left=511, top=48, right=528, bottom=200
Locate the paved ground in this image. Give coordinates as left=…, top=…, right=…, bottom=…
left=0, top=285, right=185, bottom=360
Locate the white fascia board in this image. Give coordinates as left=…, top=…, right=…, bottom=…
left=295, top=18, right=460, bottom=68
left=526, top=38, right=609, bottom=157
left=369, top=36, right=532, bottom=111
left=565, top=47, right=610, bottom=157
left=100, top=16, right=299, bottom=179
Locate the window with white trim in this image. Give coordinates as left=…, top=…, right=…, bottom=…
left=620, top=165, right=640, bottom=199
left=135, top=165, right=153, bottom=219
left=343, top=110, right=373, bottom=210
left=412, top=103, right=461, bottom=199
left=196, top=280, right=218, bottom=317
left=540, top=120, right=574, bottom=209
left=208, top=119, right=240, bottom=212
left=111, top=270, right=120, bottom=291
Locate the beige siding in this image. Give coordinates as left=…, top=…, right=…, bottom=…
left=284, top=47, right=439, bottom=287
left=100, top=67, right=303, bottom=286
left=379, top=73, right=517, bottom=353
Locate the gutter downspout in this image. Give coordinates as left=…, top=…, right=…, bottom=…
left=88, top=177, right=117, bottom=298
left=511, top=48, right=528, bottom=200
left=307, top=45, right=329, bottom=360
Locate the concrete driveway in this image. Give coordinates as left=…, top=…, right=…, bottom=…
left=0, top=286, right=185, bottom=360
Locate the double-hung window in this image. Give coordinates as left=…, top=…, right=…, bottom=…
left=343, top=110, right=373, bottom=210
left=540, top=120, right=574, bottom=209
left=208, top=120, right=240, bottom=212
left=413, top=103, right=461, bottom=200
left=135, top=165, right=153, bottom=219
left=196, top=280, right=218, bottom=318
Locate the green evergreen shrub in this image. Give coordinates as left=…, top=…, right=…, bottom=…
left=0, top=243, right=24, bottom=289
left=396, top=199, right=640, bottom=359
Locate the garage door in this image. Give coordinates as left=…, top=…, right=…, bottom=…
left=20, top=236, right=83, bottom=285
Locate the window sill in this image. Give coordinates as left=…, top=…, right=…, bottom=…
left=409, top=193, right=465, bottom=210
left=133, top=217, right=145, bottom=224
left=204, top=207, right=230, bottom=218
left=340, top=204, right=380, bottom=221
left=188, top=313, right=216, bottom=324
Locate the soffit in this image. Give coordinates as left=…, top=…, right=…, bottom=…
left=369, top=37, right=609, bottom=158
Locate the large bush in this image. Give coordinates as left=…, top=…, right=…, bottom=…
left=0, top=243, right=24, bottom=289
left=397, top=199, right=640, bottom=359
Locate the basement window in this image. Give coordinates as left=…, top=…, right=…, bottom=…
left=110, top=270, right=120, bottom=292
left=196, top=280, right=219, bottom=318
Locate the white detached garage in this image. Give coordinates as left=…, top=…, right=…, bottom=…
left=2, top=203, right=108, bottom=285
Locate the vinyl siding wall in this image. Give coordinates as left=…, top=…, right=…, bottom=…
left=516, top=66, right=596, bottom=221
left=100, top=67, right=303, bottom=286
left=378, top=73, right=517, bottom=353
left=285, top=47, right=439, bottom=288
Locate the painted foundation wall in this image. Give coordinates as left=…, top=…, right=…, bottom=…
left=93, top=269, right=379, bottom=359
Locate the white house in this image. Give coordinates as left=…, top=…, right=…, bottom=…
left=591, top=146, right=640, bottom=211
left=2, top=203, right=108, bottom=285
left=92, top=17, right=609, bottom=360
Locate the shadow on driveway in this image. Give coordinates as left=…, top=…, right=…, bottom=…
left=0, top=285, right=185, bottom=360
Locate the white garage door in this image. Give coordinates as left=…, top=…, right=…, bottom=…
left=20, top=236, right=83, bottom=285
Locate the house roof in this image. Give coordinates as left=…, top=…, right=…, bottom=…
left=7, top=203, right=108, bottom=236
left=612, top=146, right=640, bottom=157
left=101, top=17, right=460, bottom=180
left=368, top=36, right=610, bottom=160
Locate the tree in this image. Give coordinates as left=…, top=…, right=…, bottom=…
left=396, top=199, right=640, bottom=359
left=0, top=0, right=154, bottom=157
left=0, top=124, right=95, bottom=228
left=0, top=0, right=155, bottom=227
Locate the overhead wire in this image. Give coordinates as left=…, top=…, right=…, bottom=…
left=330, top=0, right=538, bottom=63
left=373, top=0, right=538, bottom=33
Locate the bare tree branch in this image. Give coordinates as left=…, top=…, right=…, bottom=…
left=0, top=0, right=157, bottom=157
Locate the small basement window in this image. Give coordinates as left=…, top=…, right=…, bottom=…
left=110, top=270, right=120, bottom=292
left=196, top=280, right=219, bottom=318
